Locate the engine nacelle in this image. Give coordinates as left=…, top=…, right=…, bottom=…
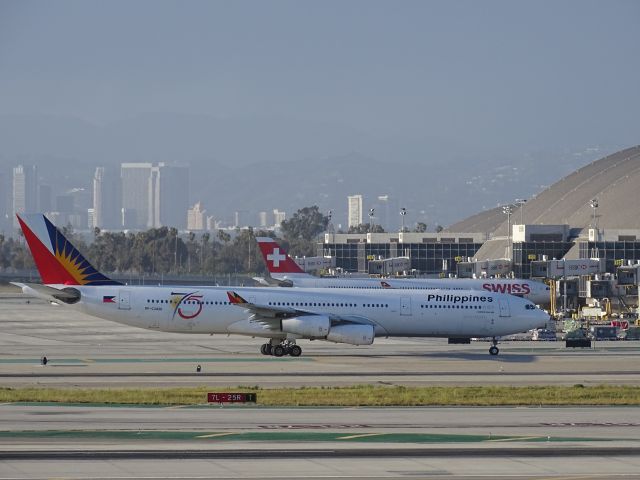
left=326, top=324, right=374, bottom=345
left=281, top=315, right=330, bottom=338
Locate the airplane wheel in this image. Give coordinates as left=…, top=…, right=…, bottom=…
left=489, top=345, right=499, bottom=356
left=272, top=345, right=285, bottom=357
left=289, top=345, right=302, bottom=357
left=265, top=344, right=273, bottom=355
left=260, top=344, right=268, bottom=355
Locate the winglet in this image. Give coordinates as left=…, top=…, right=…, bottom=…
left=380, top=281, right=393, bottom=289
left=227, top=291, right=248, bottom=305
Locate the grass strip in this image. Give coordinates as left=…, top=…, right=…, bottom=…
left=2, top=385, right=640, bottom=406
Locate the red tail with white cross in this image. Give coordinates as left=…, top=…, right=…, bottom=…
left=255, top=237, right=306, bottom=274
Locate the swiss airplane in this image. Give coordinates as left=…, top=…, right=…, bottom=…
left=256, top=237, right=551, bottom=305
left=13, top=214, right=547, bottom=357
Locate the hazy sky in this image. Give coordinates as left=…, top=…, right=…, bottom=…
left=1, top=0, right=638, bottom=154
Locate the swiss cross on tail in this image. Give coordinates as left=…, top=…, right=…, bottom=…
left=267, top=248, right=286, bottom=268
left=255, top=237, right=306, bottom=274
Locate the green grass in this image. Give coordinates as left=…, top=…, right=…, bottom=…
left=2, top=385, right=640, bottom=406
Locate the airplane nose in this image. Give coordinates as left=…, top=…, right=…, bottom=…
left=533, top=307, right=550, bottom=329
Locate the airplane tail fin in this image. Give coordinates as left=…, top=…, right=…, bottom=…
left=255, top=237, right=310, bottom=278
left=227, top=291, right=248, bottom=305
left=17, top=214, right=121, bottom=286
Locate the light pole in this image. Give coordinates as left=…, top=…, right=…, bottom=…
left=590, top=198, right=598, bottom=229
left=515, top=198, right=527, bottom=225
left=502, top=204, right=514, bottom=260
left=327, top=210, right=334, bottom=243
left=400, top=208, right=407, bottom=233
left=369, top=208, right=375, bottom=232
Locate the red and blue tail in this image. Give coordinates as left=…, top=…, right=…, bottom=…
left=17, top=214, right=120, bottom=286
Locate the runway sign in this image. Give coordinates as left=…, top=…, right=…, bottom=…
left=207, top=392, right=257, bottom=403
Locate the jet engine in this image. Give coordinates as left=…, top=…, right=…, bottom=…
left=326, top=324, right=374, bottom=345
left=281, top=315, right=330, bottom=338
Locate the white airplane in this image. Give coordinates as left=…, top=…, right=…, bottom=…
left=13, top=214, right=547, bottom=357
left=256, top=237, right=551, bottom=305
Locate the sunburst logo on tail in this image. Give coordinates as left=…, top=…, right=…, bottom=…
left=17, top=214, right=120, bottom=286
left=227, top=291, right=248, bottom=304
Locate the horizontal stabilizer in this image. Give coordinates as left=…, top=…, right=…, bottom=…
left=11, top=282, right=81, bottom=303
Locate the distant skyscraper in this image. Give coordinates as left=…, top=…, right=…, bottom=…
left=234, top=210, right=250, bottom=228
left=273, top=209, right=286, bottom=227
left=258, top=211, right=268, bottom=228
left=187, top=202, right=206, bottom=231
left=12, top=165, right=38, bottom=227
left=148, top=163, right=189, bottom=229
left=347, top=194, right=363, bottom=229
left=93, top=167, right=120, bottom=229
left=121, top=163, right=152, bottom=229
left=87, top=208, right=96, bottom=229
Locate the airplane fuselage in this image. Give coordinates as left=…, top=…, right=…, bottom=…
left=275, top=276, right=551, bottom=305
left=42, top=285, right=547, bottom=340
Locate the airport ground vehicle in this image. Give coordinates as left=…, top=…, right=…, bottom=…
left=531, top=328, right=557, bottom=341
left=589, top=325, right=618, bottom=341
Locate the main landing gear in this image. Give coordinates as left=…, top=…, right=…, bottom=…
left=489, top=337, right=500, bottom=356
left=260, top=340, right=302, bottom=357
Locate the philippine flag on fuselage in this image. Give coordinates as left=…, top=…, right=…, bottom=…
left=103, top=296, right=116, bottom=303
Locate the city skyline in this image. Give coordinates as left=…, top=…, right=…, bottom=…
left=2, top=161, right=429, bottom=236
left=1, top=161, right=295, bottom=235
left=1, top=2, right=637, bottom=234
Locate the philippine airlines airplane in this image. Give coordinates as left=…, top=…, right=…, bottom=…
left=256, top=237, right=551, bottom=305
left=13, top=214, right=547, bottom=357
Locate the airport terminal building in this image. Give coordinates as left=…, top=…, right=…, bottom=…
left=317, top=146, right=640, bottom=311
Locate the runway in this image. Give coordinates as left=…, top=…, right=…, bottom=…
left=2, top=292, right=640, bottom=478
left=3, top=403, right=640, bottom=476
left=2, top=404, right=640, bottom=478
left=2, top=294, right=640, bottom=388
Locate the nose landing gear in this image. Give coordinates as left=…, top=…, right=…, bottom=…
left=260, top=340, right=302, bottom=357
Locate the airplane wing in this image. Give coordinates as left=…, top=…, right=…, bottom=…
left=226, top=291, right=374, bottom=331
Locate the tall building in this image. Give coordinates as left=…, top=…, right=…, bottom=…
left=258, top=211, right=268, bottom=228
left=87, top=208, right=96, bottom=229
left=234, top=210, right=249, bottom=228
left=12, top=165, right=38, bottom=227
left=93, top=167, right=120, bottom=229
left=347, top=194, right=363, bottom=229
left=121, top=163, right=153, bottom=229
left=273, top=209, right=286, bottom=227
left=148, top=163, right=189, bottom=229
left=187, top=202, right=206, bottom=231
